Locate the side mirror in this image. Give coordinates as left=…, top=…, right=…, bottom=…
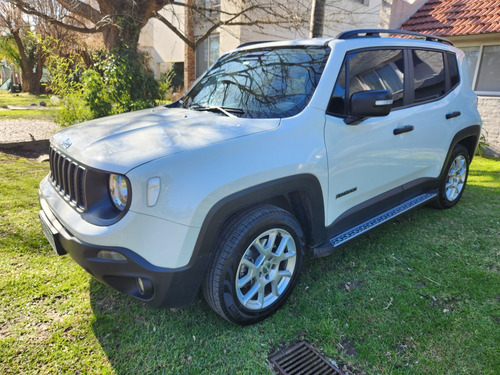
left=345, top=90, right=393, bottom=125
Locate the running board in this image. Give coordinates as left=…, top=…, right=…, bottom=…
left=312, top=192, right=437, bottom=257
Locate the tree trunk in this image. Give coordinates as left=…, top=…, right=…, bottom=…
left=32, top=45, right=44, bottom=94
left=184, top=0, right=196, bottom=90
left=309, top=0, right=326, bottom=38
left=102, top=22, right=142, bottom=53
left=10, top=29, right=40, bottom=94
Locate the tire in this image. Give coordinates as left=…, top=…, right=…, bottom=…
left=203, top=205, right=304, bottom=325
left=434, top=144, right=470, bottom=209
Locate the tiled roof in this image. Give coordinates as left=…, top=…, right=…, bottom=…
left=401, top=0, right=500, bottom=37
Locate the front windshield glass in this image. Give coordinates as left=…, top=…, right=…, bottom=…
left=183, top=47, right=330, bottom=119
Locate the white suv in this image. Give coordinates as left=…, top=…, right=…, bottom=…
left=39, top=29, right=481, bottom=324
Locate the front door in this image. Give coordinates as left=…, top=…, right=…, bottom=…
left=324, top=48, right=413, bottom=227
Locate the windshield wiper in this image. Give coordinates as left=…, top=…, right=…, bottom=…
left=189, top=104, right=244, bottom=118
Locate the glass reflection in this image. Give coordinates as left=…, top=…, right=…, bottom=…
left=182, top=47, right=330, bottom=119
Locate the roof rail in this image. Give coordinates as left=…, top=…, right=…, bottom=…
left=237, top=40, right=275, bottom=49
left=336, top=29, right=453, bottom=46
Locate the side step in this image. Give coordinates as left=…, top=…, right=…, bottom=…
left=313, top=192, right=437, bottom=257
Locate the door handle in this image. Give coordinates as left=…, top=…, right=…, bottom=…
left=446, top=111, right=461, bottom=119
left=393, top=125, right=414, bottom=135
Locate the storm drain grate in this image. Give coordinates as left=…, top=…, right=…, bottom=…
left=268, top=341, right=345, bottom=375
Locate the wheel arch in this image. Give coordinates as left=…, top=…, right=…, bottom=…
left=456, top=126, right=481, bottom=161
left=439, top=124, right=480, bottom=181
left=189, top=174, right=326, bottom=268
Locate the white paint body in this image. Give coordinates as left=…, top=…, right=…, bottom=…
left=40, top=37, right=481, bottom=269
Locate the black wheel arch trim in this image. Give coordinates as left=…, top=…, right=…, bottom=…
left=188, top=174, right=326, bottom=267
left=439, top=124, right=480, bottom=181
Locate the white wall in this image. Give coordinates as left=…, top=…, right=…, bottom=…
left=138, top=6, right=185, bottom=78
left=378, top=0, right=427, bottom=29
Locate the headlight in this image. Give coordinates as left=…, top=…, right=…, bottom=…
left=109, top=174, right=129, bottom=211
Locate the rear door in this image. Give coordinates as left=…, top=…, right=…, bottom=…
left=399, top=49, right=460, bottom=183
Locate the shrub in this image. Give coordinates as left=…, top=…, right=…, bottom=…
left=43, top=39, right=160, bottom=126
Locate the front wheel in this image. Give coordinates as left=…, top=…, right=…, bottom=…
left=434, top=144, right=470, bottom=209
left=203, top=205, right=304, bottom=325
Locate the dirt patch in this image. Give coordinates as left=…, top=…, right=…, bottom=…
left=0, top=119, right=60, bottom=144
left=0, top=119, right=60, bottom=158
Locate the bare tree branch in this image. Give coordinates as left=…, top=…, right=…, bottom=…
left=53, top=0, right=104, bottom=23
left=6, top=0, right=105, bottom=34
left=155, top=11, right=194, bottom=48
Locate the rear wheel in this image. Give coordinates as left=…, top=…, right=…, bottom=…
left=203, top=205, right=304, bottom=325
left=435, top=144, right=470, bottom=209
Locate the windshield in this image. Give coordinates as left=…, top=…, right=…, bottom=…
left=181, top=47, right=330, bottom=119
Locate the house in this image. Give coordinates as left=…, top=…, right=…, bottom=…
left=138, top=0, right=383, bottom=83
left=380, top=0, right=500, bottom=157
left=139, top=0, right=499, bottom=156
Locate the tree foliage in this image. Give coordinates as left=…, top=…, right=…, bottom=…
left=6, top=0, right=173, bottom=53
left=5, top=0, right=312, bottom=89
left=0, top=0, right=91, bottom=94
left=82, top=51, right=159, bottom=118
left=6, top=0, right=380, bottom=94
left=43, top=38, right=159, bottom=126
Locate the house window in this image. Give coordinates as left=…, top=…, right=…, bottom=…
left=461, top=45, right=500, bottom=96
left=195, top=34, right=220, bottom=77
left=475, top=45, right=500, bottom=93
left=201, top=0, right=220, bottom=17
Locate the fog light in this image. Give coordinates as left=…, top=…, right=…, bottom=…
left=97, top=250, right=127, bottom=261
left=137, top=277, right=145, bottom=295
left=136, top=277, right=153, bottom=297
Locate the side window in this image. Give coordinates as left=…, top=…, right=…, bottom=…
left=328, top=49, right=405, bottom=116
left=412, top=49, right=446, bottom=102
left=447, top=52, right=460, bottom=88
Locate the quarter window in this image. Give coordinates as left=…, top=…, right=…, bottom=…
left=447, top=52, right=460, bottom=88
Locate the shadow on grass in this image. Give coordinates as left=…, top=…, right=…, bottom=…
left=468, top=168, right=499, bottom=182
left=88, top=278, right=262, bottom=374
left=0, top=140, right=50, bottom=159
left=86, top=179, right=499, bottom=374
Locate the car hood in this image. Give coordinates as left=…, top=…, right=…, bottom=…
left=51, top=107, right=280, bottom=174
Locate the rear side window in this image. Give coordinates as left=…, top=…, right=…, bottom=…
left=412, top=49, right=446, bottom=102
left=328, top=49, right=405, bottom=116
left=447, top=52, right=460, bottom=88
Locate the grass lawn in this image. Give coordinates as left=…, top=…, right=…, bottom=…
left=0, top=153, right=498, bottom=374
left=0, top=91, right=59, bottom=121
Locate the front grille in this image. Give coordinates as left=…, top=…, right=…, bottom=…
left=49, top=147, right=87, bottom=210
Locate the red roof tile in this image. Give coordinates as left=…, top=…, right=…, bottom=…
left=401, top=0, right=500, bottom=36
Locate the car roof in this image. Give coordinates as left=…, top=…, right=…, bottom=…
left=236, top=29, right=453, bottom=51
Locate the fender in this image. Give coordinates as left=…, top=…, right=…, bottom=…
left=438, top=124, right=481, bottom=182
left=187, top=174, right=326, bottom=267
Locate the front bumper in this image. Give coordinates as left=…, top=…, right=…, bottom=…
left=39, top=203, right=210, bottom=308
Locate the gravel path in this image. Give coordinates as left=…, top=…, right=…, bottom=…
left=0, top=119, right=61, bottom=144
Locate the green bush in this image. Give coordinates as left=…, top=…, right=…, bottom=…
left=84, top=51, right=160, bottom=118
left=43, top=39, right=160, bottom=126
left=42, top=46, right=91, bottom=126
